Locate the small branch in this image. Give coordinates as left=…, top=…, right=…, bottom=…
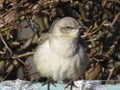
left=12, top=52, right=34, bottom=59
left=110, top=12, right=120, bottom=28
left=106, top=66, right=116, bottom=84
left=0, top=33, right=13, bottom=56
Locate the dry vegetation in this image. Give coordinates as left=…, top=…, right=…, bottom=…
left=0, top=0, right=120, bottom=83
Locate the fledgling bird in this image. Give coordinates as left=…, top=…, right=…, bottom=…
left=34, top=17, right=88, bottom=83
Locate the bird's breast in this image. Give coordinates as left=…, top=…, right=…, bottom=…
left=49, top=37, right=78, bottom=58
left=34, top=39, right=87, bottom=82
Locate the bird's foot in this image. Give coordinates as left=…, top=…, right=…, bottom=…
left=42, top=77, right=56, bottom=90
left=64, top=81, right=78, bottom=90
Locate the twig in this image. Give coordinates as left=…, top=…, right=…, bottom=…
left=3, top=69, right=13, bottom=81
left=110, top=12, right=120, bottom=28
left=106, top=66, right=116, bottom=84
left=0, top=33, right=13, bottom=56
left=102, top=0, right=107, bottom=7
left=12, top=52, right=34, bottom=59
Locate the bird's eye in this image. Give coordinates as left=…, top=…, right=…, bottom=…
left=61, top=26, right=70, bottom=30
left=66, top=26, right=70, bottom=29
left=66, top=26, right=73, bottom=29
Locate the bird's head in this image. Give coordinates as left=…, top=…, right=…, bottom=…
left=51, top=17, right=86, bottom=39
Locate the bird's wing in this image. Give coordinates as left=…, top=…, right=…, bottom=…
left=37, top=18, right=60, bottom=44
left=48, top=18, right=60, bottom=33
left=34, top=33, right=50, bottom=52
left=38, top=33, right=50, bottom=45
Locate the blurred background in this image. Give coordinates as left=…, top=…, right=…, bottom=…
left=0, top=0, right=120, bottom=84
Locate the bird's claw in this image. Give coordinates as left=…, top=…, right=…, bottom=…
left=42, top=77, right=56, bottom=90
left=64, top=81, right=78, bottom=90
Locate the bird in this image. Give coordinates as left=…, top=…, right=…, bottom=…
left=33, top=17, right=88, bottom=84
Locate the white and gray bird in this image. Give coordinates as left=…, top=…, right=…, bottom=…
left=34, top=17, right=88, bottom=83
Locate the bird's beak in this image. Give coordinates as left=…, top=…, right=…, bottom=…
left=77, top=25, right=87, bottom=30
